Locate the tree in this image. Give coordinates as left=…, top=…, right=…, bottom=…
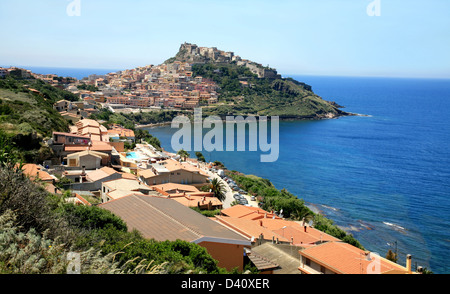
left=0, top=131, right=23, bottom=173
left=299, top=211, right=314, bottom=226
left=195, top=151, right=206, bottom=162
left=134, top=129, right=147, bottom=143
left=177, top=149, right=190, bottom=161
left=386, top=249, right=398, bottom=263
left=209, top=178, right=226, bottom=202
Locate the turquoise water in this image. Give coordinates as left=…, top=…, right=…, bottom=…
left=126, top=152, right=141, bottom=159
left=145, top=75, right=450, bottom=274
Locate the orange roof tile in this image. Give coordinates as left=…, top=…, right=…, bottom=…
left=138, top=169, right=156, bottom=178
left=150, top=183, right=200, bottom=193
left=86, top=167, right=119, bottom=182
left=220, top=205, right=281, bottom=220
left=299, top=241, right=409, bottom=274
left=214, top=215, right=289, bottom=243
left=272, top=225, right=340, bottom=245
left=22, top=164, right=55, bottom=182
left=171, top=194, right=222, bottom=208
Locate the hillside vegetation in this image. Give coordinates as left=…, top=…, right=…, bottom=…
left=0, top=137, right=238, bottom=274
left=192, top=63, right=349, bottom=119
left=0, top=75, right=74, bottom=162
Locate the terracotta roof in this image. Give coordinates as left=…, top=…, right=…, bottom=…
left=257, top=218, right=306, bottom=231
left=76, top=119, right=100, bottom=128
left=90, top=141, right=113, bottom=151
left=159, top=159, right=209, bottom=176
left=150, top=183, right=200, bottom=193
left=272, top=225, right=340, bottom=245
left=137, top=169, right=156, bottom=178
left=109, top=127, right=135, bottom=138
left=220, top=205, right=281, bottom=220
left=64, top=141, right=112, bottom=152
left=299, top=241, right=409, bottom=274
left=86, top=167, right=119, bottom=182
left=214, top=215, right=289, bottom=243
left=67, top=150, right=109, bottom=159
left=103, top=178, right=152, bottom=192
left=170, top=193, right=222, bottom=208
left=22, top=164, right=55, bottom=182
left=79, top=127, right=101, bottom=135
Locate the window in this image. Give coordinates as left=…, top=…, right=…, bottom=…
left=320, top=265, right=326, bottom=274
left=305, top=258, right=310, bottom=266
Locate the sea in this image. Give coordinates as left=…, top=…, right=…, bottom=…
left=18, top=66, right=450, bottom=273
left=1, top=66, right=122, bottom=80
left=145, top=75, right=450, bottom=274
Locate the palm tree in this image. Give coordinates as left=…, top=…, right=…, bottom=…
left=209, top=178, right=226, bottom=202
left=301, top=212, right=314, bottom=226
left=176, top=149, right=190, bottom=161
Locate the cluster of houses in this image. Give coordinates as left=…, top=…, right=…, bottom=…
left=39, top=58, right=220, bottom=112
left=17, top=117, right=418, bottom=274
left=102, top=61, right=219, bottom=110
left=5, top=42, right=282, bottom=115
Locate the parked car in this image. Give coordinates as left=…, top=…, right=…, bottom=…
left=250, top=195, right=256, bottom=201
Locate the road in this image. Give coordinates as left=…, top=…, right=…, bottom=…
left=205, top=168, right=258, bottom=209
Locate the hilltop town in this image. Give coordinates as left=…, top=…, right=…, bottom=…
left=1, top=42, right=347, bottom=121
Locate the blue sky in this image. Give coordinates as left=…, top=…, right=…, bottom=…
left=1, top=0, right=449, bottom=78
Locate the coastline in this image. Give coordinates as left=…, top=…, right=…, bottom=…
left=134, top=109, right=361, bottom=129
left=163, top=147, right=365, bottom=246
left=135, top=121, right=172, bottom=129
left=137, top=111, right=363, bottom=230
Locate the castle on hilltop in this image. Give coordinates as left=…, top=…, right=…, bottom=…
left=177, top=42, right=281, bottom=79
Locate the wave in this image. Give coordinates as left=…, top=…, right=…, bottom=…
left=321, top=204, right=339, bottom=211
left=383, top=221, right=406, bottom=231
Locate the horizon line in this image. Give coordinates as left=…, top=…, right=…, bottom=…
left=2, top=64, right=449, bottom=81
